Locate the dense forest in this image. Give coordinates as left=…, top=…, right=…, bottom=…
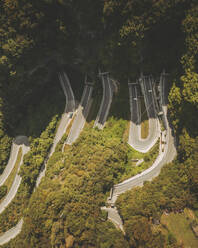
left=0, top=0, right=198, bottom=247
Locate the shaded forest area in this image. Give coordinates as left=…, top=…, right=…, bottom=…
left=0, top=0, right=198, bottom=247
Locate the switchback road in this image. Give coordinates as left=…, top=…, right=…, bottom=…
left=0, top=144, right=30, bottom=214
left=104, top=73, right=176, bottom=230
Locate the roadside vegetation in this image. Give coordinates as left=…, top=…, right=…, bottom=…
left=0, top=97, right=12, bottom=174
left=0, top=115, right=59, bottom=234
left=3, top=115, right=160, bottom=248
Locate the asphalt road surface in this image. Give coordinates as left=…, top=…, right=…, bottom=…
left=101, top=206, right=125, bottom=233
left=140, top=76, right=157, bottom=118
left=66, top=84, right=93, bottom=145
left=58, top=71, right=75, bottom=112
left=94, top=73, right=113, bottom=129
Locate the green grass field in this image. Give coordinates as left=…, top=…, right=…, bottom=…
left=160, top=209, right=198, bottom=248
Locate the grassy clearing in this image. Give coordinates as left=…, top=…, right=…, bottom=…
left=0, top=147, right=22, bottom=203
left=141, top=119, right=149, bottom=139
left=160, top=209, right=198, bottom=248
left=140, top=98, right=149, bottom=139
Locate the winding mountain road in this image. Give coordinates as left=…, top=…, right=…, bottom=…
left=0, top=71, right=176, bottom=244
left=94, top=72, right=114, bottom=129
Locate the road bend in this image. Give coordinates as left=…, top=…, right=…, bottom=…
left=0, top=144, right=30, bottom=214
left=0, top=219, right=23, bottom=246
left=128, top=81, right=160, bottom=153
left=136, top=75, right=159, bottom=151
left=94, top=73, right=113, bottom=129
left=0, top=136, right=29, bottom=186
